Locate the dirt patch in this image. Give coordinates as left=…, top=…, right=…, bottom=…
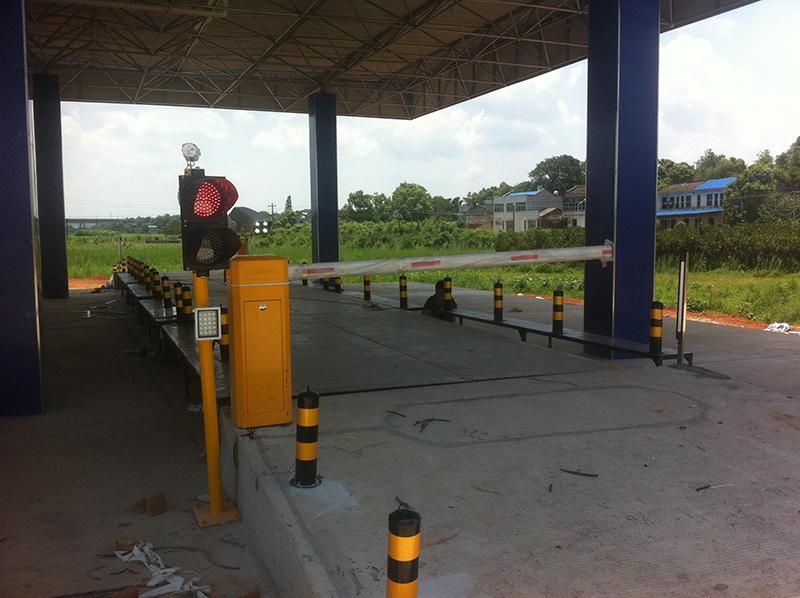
left=524, top=293, right=780, bottom=330
left=69, top=276, right=110, bottom=290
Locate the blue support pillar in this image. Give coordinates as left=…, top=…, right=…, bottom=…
left=308, top=92, right=339, bottom=263
left=34, top=74, right=69, bottom=299
left=1, top=0, right=43, bottom=415
left=584, top=0, right=659, bottom=349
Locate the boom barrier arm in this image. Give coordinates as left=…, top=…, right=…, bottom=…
left=288, top=241, right=614, bottom=282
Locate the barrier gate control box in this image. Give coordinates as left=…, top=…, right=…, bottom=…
left=228, top=255, right=292, bottom=428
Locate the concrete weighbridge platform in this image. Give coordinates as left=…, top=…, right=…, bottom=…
left=205, top=281, right=800, bottom=597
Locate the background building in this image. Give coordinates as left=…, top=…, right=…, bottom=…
left=492, top=190, right=561, bottom=232
left=656, top=177, right=735, bottom=228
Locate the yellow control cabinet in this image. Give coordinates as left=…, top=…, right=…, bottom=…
left=228, top=255, right=292, bottom=428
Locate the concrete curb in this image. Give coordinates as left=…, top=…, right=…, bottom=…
left=220, top=409, right=342, bottom=598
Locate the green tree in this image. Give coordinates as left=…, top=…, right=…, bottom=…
left=389, top=182, right=433, bottom=221
left=695, top=148, right=746, bottom=180
left=658, top=159, right=696, bottom=188
left=430, top=195, right=460, bottom=220
left=340, top=190, right=378, bottom=222
left=284, top=195, right=293, bottom=212
left=725, top=163, right=777, bottom=224
left=464, top=182, right=512, bottom=207
left=528, top=155, right=585, bottom=196
left=776, top=136, right=800, bottom=192
left=758, top=193, right=800, bottom=223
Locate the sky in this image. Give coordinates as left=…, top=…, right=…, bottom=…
left=59, top=0, right=800, bottom=218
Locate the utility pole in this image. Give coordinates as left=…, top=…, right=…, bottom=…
left=268, top=202, right=276, bottom=217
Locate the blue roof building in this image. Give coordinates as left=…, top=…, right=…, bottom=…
left=656, top=177, right=736, bottom=228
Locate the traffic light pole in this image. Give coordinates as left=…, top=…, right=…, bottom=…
left=192, top=272, right=241, bottom=528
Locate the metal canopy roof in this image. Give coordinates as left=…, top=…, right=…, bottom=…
left=26, top=0, right=758, bottom=119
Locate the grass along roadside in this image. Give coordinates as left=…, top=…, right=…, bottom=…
left=70, top=236, right=800, bottom=325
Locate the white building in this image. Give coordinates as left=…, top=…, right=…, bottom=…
left=656, top=177, right=735, bottom=228
left=491, top=190, right=562, bottom=232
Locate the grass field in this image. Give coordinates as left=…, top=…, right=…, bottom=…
left=70, top=234, right=800, bottom=323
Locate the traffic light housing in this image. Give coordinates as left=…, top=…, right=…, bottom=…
left=179, top=169, right=241, bottom=272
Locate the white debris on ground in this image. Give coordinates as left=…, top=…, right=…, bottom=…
left=115, top=542, right=211, bottom=598
left=765, top=322, right=800, bottom=335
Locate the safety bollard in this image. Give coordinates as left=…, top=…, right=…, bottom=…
left=143, top=266, right=152, bottom=289
left=291, top=389, right=320, bottom=488
left=552, top=290, right=564, bottom=336
left=219, top=306, right=230, bottom=361
left=161, top=276, right=172, bottom=308
left=174, top=283, right=184, bottom=323
left=399, top=275, right=408, bottom=310
left=322, top=277, right=330, bottom=291
left=302, top=276, right=308, bottom=286
left=650, top=300, right=664, bottom=365
left=363, top=275, right=371, bottom=301
left=493, top=281, right=503, bottom=322
left=182, top=285, right=194, bottom=325
left=151, top=270, right=162, bottom=299
left=443, top=277, right=454, bottom=311
left=387, top=507, right=421, bottom=598
left=334, top=277, right=343, bottom=293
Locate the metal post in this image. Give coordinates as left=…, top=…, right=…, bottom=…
left=552, top=290, right=564, bottom=336
left=219, top=306, right=230, bottom=361
left=584, top=0, right=659, bottom=351
left=649, top=300, right=663, bottom=365
left=309, top=92, right=339, bottom=263
left=387, top=507, right=421, bottom=598
left=443, top=277, right=454, bottom=311
left=399, top=275, right=408, bottom=310
left=0, top=0, right=42, bottom=415
left=676, top=254, right=688, bottom=366
left=151, top=270, right=161, bottom=299
left=182, top=285, right=194, bottom=326
left=33, top=73, right=69, bottom=299
left=174, top=282, right=184, bottom=323
left=161, top=276, right=172, bottom=309
left=291, top=389, right=321, bottom=488
left=493, top=282, right=503, bottom=322
left=191, top=274, right=241, bottom=527
left=363, top=275, right=371, bottom=301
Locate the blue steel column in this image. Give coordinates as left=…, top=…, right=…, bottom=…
left=34, top=74, right=69, bottom=299
left=1, top=0, right=43, bottom=415
left=584, top=0, right=659, bottom=348
left=308, top=92, right=340, bottom=263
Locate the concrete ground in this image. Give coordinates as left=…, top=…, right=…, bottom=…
left=4, top=279, right=800, bottom=597
left=222, top=281, right=800, bottom=597
left=0, top=290, right=275, bottom=597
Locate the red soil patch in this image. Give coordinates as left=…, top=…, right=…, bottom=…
left=69, top=276, right=110, bottom=290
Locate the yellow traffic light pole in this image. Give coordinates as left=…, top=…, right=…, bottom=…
left=192, top=272, right=241, bottom=528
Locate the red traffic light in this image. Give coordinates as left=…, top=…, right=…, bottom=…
left=192, top=177, right=238, bottom=218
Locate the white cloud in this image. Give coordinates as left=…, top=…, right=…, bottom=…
left=251, top=122, right=307, bottom=154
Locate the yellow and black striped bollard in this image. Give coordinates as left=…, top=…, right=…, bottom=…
left=291, top=389, right=320, bottom=488
left=151, top=270, right=162, bottom=299
left=552, top=290, right=564, bottom=336
left=182, top=285, right=194, bottom=325
left=363, top=275, right=371, bottom=301
left=387, top=507, right=421, bottom=598
left=302, top=275, right=308, bottom=287
left=161, top=276, right=172, bottom=309
left=322, top=277, right=330, bottom=291
left=650, top=300, right=664, bottom=365
left=493, top=281, right=503, bottom=322
left=143, top=266, right=152, bottom=289
left=399, top=275, right=408, bottom=310
left=443, top=277, right=454, bottom=311
left=174, top=283, right=184, bottom=323
left=219, top=306, right=230, bottom=361
left=334, top=277, right=343, bottom=293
